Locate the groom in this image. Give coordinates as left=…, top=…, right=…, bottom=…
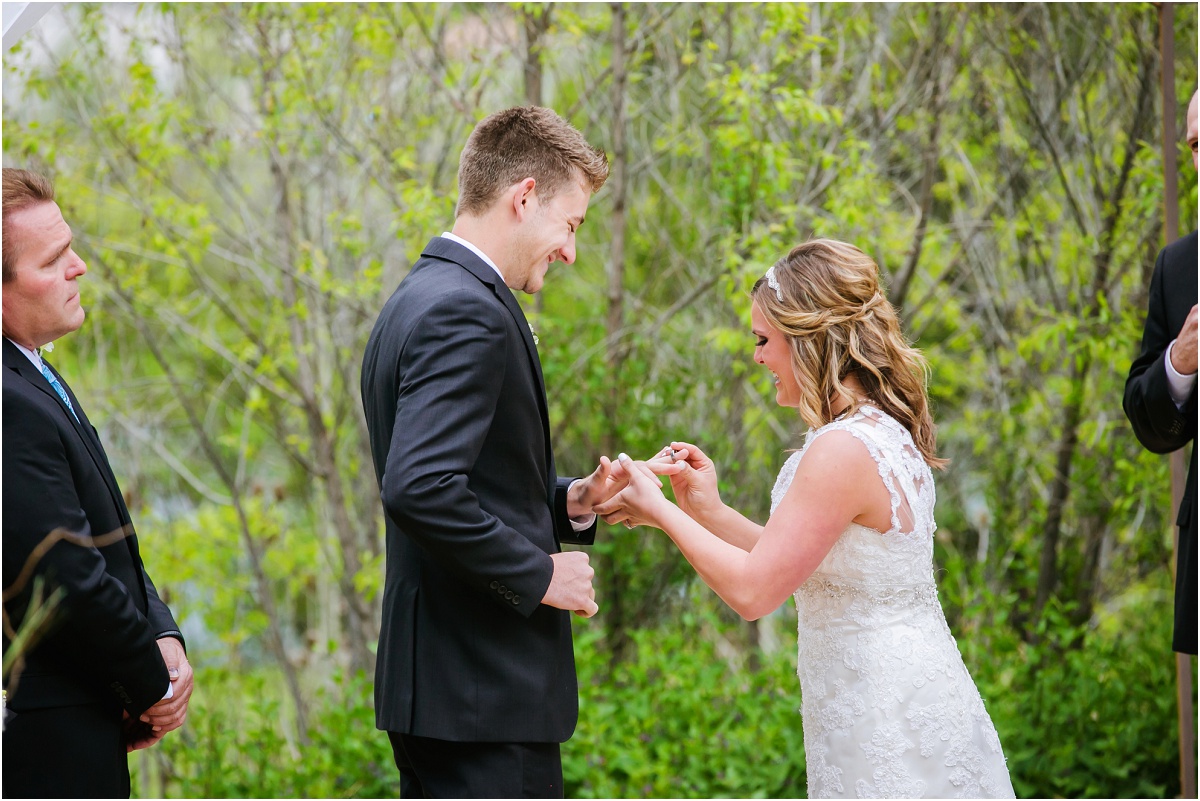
left=361, top=106, right=619, bottom=797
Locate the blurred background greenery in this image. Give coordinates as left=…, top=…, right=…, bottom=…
left=3, top=3, right=1197, bottom=796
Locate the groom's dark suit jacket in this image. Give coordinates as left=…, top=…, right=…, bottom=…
left=2, top=338, right=177, bottom=793
left=1124, top=230, right=1197, bottom=655
left=361, top=237, right=596, bottom=743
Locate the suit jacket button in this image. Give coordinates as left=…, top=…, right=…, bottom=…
left=505, top=591, right=514, bottom=600
left=490, top=581, right=499, bottom=590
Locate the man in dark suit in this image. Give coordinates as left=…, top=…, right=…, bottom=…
left=2, top=168, right=194, bottom=797
left=1124, top=90, right=1198, bottom=656
left=361, top=107, right=623, bottom=797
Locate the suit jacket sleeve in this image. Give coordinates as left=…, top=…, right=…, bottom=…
left=142, top=567, right=184, bottom=647
left=1124, top=246, right=1197, bottom=454
left=3, top=394, right=169, bottom=715
left=380, top=291, right=556, bottom=617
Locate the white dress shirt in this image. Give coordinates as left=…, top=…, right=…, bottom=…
left=8, top=338, right=45, bottom=371
left=1165, top=339, right=1197, bottom=409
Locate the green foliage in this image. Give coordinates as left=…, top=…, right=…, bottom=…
left=131, top=669, right=396, bottom=798
left=128, top=588, right=1188, bottom=798
left=566, top=613, right=806, bottom=798
left=962, top=588, right=1192, bottom=798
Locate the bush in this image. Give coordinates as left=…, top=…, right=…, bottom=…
left=132, top=668, right=397, bottom=798
left=565, top=611, right=807, bottom=798
left=968, top=590, right=1193, bottom=798
left=132, top=586, right=1191, bottom=798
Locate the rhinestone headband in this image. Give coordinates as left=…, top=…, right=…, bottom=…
left=764, top=265, right=784, bottom=302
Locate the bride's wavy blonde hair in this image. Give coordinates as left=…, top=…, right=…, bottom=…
left=752, top=239, right=947, bottom=469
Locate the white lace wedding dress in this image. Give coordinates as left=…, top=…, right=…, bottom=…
left=771, top=406, right=1014, bottom=799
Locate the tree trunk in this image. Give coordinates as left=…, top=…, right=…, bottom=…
left=600, top=1, right=631, bottom=667
left=1033, top=352, right=1088, bottom=620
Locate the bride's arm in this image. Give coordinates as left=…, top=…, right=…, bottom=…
left=644, top=441, right=764, bottom=551
left=602, top=431, right=885, bottom=620
left=688, top=503, right=763, bottom=552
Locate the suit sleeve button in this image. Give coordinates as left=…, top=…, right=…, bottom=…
left=490, top=581, right=499, bottom=590
left=498, top=585, right=507, bottom=594
left=504, top=591, right=514, bottom=600
left=513, top=595, right=521, bottom=605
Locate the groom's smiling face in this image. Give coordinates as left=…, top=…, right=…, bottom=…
left=508, top=178, right=590, bottom=294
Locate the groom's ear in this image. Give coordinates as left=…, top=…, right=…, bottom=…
left=510, top=178, right=537, bottom=220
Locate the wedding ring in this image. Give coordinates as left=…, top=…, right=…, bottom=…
left=623, top=521, right=634, bottom=529
left=669, top=448, right=678, bottom=462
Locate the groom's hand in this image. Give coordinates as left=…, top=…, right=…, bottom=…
left=139, top=637, right=193, bottom=738
left=542, top=551, right=598, bottom=618
left=1171, top=304, right=1198, bottom=375
left=566, top=455, right=626, bottom=518
left=123, top=711, right=166, bottom=753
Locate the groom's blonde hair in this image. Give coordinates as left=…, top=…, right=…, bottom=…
left=455, top=106, right=608, bottom=217
left=752, top=239, right=946, bottom=469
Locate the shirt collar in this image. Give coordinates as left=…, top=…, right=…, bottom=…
left=6, top=338, right=44, bottom=371
left=440, top=232, right=507, bottom=285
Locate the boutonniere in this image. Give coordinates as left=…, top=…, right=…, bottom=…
left=39, top=342, right=55, bottom=355
left=529, top=323, right=539, bottom=345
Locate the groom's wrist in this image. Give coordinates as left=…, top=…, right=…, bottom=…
left=565, top=478, right=589, bottom=519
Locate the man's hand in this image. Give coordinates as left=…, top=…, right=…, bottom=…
left=566, top=456, right=627, bottom=519
left=1171, top=304, right=1198, bottom=375
left=123, top=710, right=167, bottom=752
left=541, top=551, right=598, bottom=618
left=137, top=637, right=193, bottom=741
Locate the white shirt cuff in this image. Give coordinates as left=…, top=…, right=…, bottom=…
left=1165, top=339, right=1197, bottom=409
left=567, top=479, right=596, bottom=531
left=162, top=681, right=174, bottom=701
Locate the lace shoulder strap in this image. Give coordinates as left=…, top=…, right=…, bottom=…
left=805, top=407, right=921, bottom=536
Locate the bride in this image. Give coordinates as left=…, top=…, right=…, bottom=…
left=596, top=240, right=1015, bottom=798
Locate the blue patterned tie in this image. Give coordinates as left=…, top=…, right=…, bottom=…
left=40, top=362, right=81, bottom=424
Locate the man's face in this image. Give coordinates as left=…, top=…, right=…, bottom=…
left=1187, top=93, right=1198, bottom=171
left=507, top=179, right=591, bottom=295
left=1, top=201, right=88, bottom=349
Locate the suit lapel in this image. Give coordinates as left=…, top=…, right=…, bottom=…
left=420, top=237, right=553, bottom=421
left=3, top=341, right=142, bottom=562
left=493, top=285, right=551, bottom=404
left=3, top=340, right=83, bottom=432
left=44, top=362, right=129, bottom=511
left=419, top=238, right=559, bottom=503
left=487, top=282, right=561, bottom=525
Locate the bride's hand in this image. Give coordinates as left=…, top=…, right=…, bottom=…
left=593, top=454, right=671, bottom=530
left=646, top=441, right=721, bottom=522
